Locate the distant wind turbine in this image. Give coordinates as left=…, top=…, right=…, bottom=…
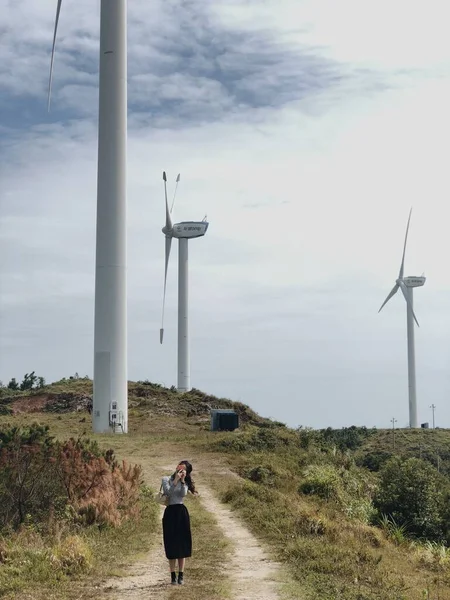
left=48, top=0, right=128, bottom=433
left=160, top=172, right=209, bottom=392
left=378, top=208, right=426, bottom=429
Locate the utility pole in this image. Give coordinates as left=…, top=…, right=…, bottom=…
left=391, top=417, right=397, bottom=451
left=430, top=404, right=436, bottom=429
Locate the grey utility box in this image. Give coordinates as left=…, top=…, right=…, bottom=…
left=210, top=409, right=239, bottom=432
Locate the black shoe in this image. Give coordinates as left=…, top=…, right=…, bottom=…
left=171, top=572, right=177, bottom=585
left=178, top=572, right=184, bottom=585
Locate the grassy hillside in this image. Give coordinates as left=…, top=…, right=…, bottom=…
left=355, top=427, right=450, bottom=475
left=0, top=376, right=269, bottom=426
left=200, top=424, right=450, bottom=599
left=1, top=378, right=449, bottom=600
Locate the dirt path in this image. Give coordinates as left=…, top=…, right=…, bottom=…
left=104, top=450, right=284, bottom=600
left=198, top=483, right=281, bottom=600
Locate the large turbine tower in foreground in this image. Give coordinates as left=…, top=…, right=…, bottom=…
left=378, top=208, right=425, bottom=428
left=160, top=172, right=209, bottom=392
left=49, top=0, right=128, bottom=433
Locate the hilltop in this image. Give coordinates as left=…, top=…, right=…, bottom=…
left=1, top=377, right=448, bottom=467
left=0, top=376, right=273, bottom=427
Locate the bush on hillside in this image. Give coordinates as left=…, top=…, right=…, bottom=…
left=298, top=426, right=376, bottom=453
left=214, top=427, right=292, bottom=454
left=50, top=534, right=93, bottom=574
left=57, top=438, right=142, bottom=527
left=6, top=378, right=19, bottom=391
left=374, top=457, right=449, bottom=542
left=0, top=424, right=62, bottom=527
left=299, top=463, right=377, bottom=524
left=0, top=423, right=143, bottom=530
left=2, top=373, right=46, bottom=392
left=356, top=450, right=393, bottom=472
left=299, top=464, right=343, bottom=500
left=242, top=465, right=276, bottom=486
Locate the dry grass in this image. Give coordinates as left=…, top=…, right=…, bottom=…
left=179, top=495, right=231, bottom=600
left=0, top=501, right=159, bottom=600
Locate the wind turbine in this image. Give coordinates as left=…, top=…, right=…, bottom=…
left=160, top=172, right=209, bottom=392
left=49, top=0, right=128, bottom=433
left=378, top=208, right=426, bottom=429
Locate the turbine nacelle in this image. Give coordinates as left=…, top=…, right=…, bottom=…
left=162, top=221, right=209, bottom=238
left=173, top=221, right=209, bottom=239
left=402, top=276, right=426, bottom=288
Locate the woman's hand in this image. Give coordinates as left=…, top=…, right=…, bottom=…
left=178, top=469, right=186, bottom=483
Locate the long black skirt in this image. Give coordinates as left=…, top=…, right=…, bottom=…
left=162, top=504, right=192, bottom=559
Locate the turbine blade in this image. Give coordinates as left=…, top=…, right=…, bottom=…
left=399, top=207, right=412, bottom=279
left=378, top=283, right=399, bottom=313
left=160, top=236, right=172, bottom=343
left=170, top=173, right=180, bottom=214
left=163, top=171, right=172, bottom=230
left=399, top=280, right=420, bottom=327
left=48, top=0, right=63, bottom=111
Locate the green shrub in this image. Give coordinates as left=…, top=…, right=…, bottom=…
left=299, top=464, right=377, bottom=524
left=51, top=535, right=92, bottom=574
left=357, top=450, right=392, bottom=472
left=242, top=465, right=276, bottom=486
left=298, top=426, right=376, bottom=453
left=378, top=514, right=408, bottom=546
left=214, top=427, right=292, bottom=454
left=374, top=457, right=448, bottom=541
left=0, top=424, right=64, bottom=528
left=299, top=464, right=343, bottom=501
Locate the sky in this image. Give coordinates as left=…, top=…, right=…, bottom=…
left=1, top=0, right=449, bottom=430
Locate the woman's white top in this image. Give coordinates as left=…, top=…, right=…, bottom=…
left=162, top=476, right=188, bottom=505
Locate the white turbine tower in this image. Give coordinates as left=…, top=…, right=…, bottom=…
left=160, top=172, right=209, bottom=392
left=49, top=0, right=128, bottom=433
left=378, top=208, right=425, bottom=429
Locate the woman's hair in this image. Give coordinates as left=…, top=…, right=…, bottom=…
left=172, top=460, right=197, bottom=495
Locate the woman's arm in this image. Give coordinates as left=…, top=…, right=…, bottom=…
left=161, top=476, right=174, bottom=495
left=162, top=475, right=187, bottom=497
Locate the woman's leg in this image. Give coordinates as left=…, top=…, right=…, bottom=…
left=177, top=558, right=185, bottom=584
left=169, top=559, right=177, bottom=572
left=169, top=559, right=177, bottom=584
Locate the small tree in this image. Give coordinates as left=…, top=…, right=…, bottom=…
left=7, top=378, right=19, bottom=391
left=374, top=457, right=447, bottom=541
left=37, top=377, right=46, bottom=388
left=20, top=372, right=38, bottom=391
left=0, top=424, right=61, bottom=527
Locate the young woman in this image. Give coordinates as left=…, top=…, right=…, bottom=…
left=161, top=460, right=197, bottom=585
